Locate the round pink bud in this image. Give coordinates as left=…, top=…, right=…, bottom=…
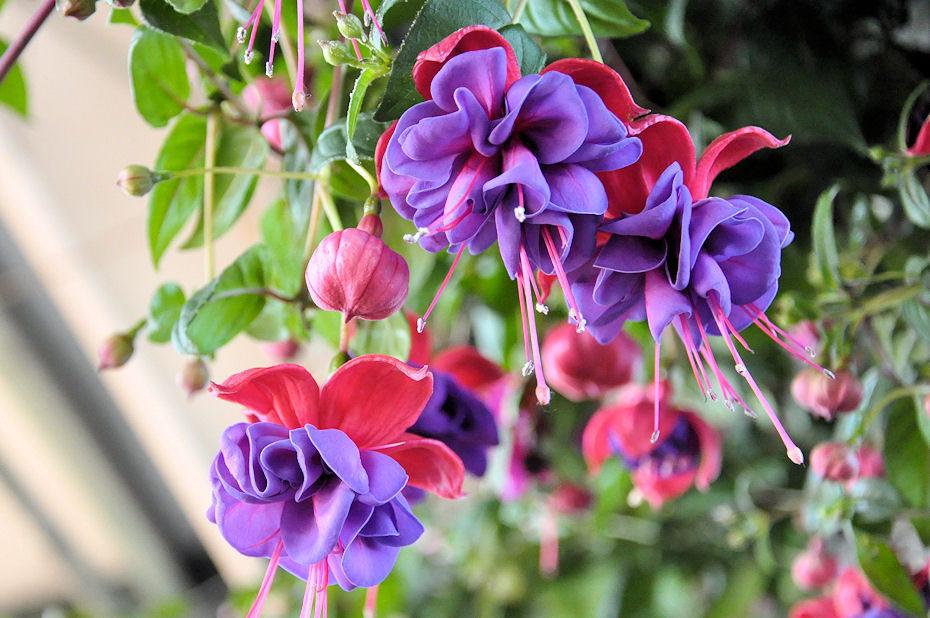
left=357, top=213, right=383, bottom=238
left=788, top=320, right=821, bottom=357
left=98, top=333, right=134, bottom=370
left=810, top=442, right=859, bottom=482
left=260, top=338, right=300, bottom=361
left=791, top=368, right=863, bottom=420
left=306, top=228, right=409, bottom=322
left=176, top=358, right=209, bottom=398
left=791, top=538, right=838, bottom=590
left=541, top=322, right=641, bottom=401
left=854, top=444, right=884, bottom=480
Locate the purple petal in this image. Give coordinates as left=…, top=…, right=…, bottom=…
left=304, top=426, right=369, bottom=494
left=563, top=84, right=642, bottom=172
left=690, top=252, right=732, bottom=316
left=358, top=450, right=408, bottom=506
left=212, top=488, right=284, bottom=557
left=340, top=536, right=402, bottom=589
left=731, top=195, right=794, bottom=248
left=430, top=48, right=507, bottom=116
left=483, top=141, right=551, bottom=218
left=495, top=204, right=522, bottom=277
left=378, top=497, right=424, bottom=547
left=644, top=269, right=692, bottom=341
left=600, top=163, right=686, bottom=238
left=280, top=479, right=356, bottom=565
left=543, top=163, right=608, bottom=215
left=595, top=235, right=666, bottom=274
left=359, top=504, right=399, bottom=538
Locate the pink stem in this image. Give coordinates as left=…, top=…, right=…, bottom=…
left=419, top=244, right=467, bottom=331
left=293, top=0, right=306, bottom=110
left=520, top=247, right=550, bottom=404
left=516, top=267, right=533, bottom=373
left=652, top=342, right=661, bottom=443
left=247, top=539, right=284, bottom=618
left=0, top=0, right=55, bottom=86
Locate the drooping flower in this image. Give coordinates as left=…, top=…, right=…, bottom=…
left=377, top=26, right=644, bottom=403
left=305, top=220, right=409, bottom=322
left=792, top=368, right=863, bottom=421
left=833, top=568, right=904, bottom=617
left=792, top=538, right=839, bottom=591
left=541, top=321, right=640, bottom=401
left=582, top=382, right=721, bottom=508
left=568, top=111, right=828, bottom=463
left=208, top=356, right=465, bottom=617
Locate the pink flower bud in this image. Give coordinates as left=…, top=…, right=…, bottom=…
left=357, top=213, right=383, bottom=238
left=242, top=77, right=292, bottom=151
left=833, top=568, right=889, bottom=616
left=98, top=333, right=134, bottom=370
left=791, top=368, right=863, bottom=420
left=788, top=320, right=821, bottom=357
left=788, top=596, right=839, bottom=618
left=176, top=358, right=209, bottom=397
left=792, top=538, right=838, bottom=590
left=810, top=442, right=858, bottom=482
left=547, top=483, right=592, bottom=515
left=541, top=322, right=641, bottom=401
left=260, top=338, right=300, bottom=361
left=306, top=228, right=409, bottom=322
left=854, top=444, right=884, bottom=480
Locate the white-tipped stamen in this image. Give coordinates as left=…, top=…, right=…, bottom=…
left=575, top=318, right=587, bottom=333
left=734, top=363, right=747, bottom=375
left=520, top=248, right=549, bottom=405
left=522, top=361, right=534, bottom=377
left=416, top=318, right=426, bottom=333
left=724, top=399, right=736, bottom=412
left=292, top=90, right=306, bottom=112
left=823, top=369, right=836, bottom=380
left=271, top=28, right=281, bottom=42
left=244, top=50, right=255, bottom=64
left=806, top=346, right=816, bottom=358
left=743, top=406, right=758, bottom=419
left=265, top=61, right=274, bottom=77
left=535, top=303, right=549, bottom=315
left=236, top=26, right=247, bottom=43
left=514, top=206, right=526, bottom=222
left=650, top=429, right=660, bottom=444
left=787, top=446, right=804, bottom=465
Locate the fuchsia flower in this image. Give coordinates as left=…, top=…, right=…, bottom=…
left=541, top=321, right=640, bottom=401
left=792, top=368, right=864, bottom=421
left=242, top=76, right=293, bottom=151
left=305, top=218, right=409, bottom=322
left=207, top=356, right=465, bottom=617
left=582, top=382, right=721, bottom=508
left=568, top=108, right=831, bottom=464
left=791, top=567, right=910, bottom=618
left=377, top=26, right=644, bottom=404
left=792, top=538, right=839, bottom=591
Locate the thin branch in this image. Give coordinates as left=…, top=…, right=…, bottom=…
left=0, top=0, right=56, bottom=86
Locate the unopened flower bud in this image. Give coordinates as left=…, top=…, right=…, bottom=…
left=542, top=323, right=640, bottom=401
left=318, top=40, right=357, bottom=66
left=810, top=442, right=859, bottom=482
left=57, top=0, right=96, bottom=20
left=116, top=165, right=164, bottom=197
left=306, top=227, right=409, bottom=322
left=357, top=213, right=383, bottom=238
left=791, top=368, right=863, bottom=420
left=261, top=338, right=300, bottom=361
left=791, top=538, right=838, bottom=590
left=98, top=333, right=134, bottom=370
left=547, top=483, right=592, bottom=515
left=854, top=444, right=884, bottom=480
left=333, top=11, right=365, bottom=40
left=176, top=358, right=209, bottom=397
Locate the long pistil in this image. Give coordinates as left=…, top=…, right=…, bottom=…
left=417, top=244, right=467, bottom=332
left=247, top=539, right=284, bottom=618
left=521, top=247, right=550, bottom=404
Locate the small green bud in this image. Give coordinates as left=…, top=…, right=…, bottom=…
left=318, top=40, right=357, bottom=67
left=116, top=165, right=164, bottom=197
left=333, top=11, right=365, bottom=40
left=57, top=0, right=96, bottom=20
left=329, top=351, right=351, bottom=373
left=98, top=333, right=134, bottom=370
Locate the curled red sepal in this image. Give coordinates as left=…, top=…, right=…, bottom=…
left=373, top=433, right=466, bottom=499
left=691, top=126, right=791, bottom=200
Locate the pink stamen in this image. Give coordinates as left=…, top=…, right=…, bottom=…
left=418, top=244, right=467, bottom=332
left=652, top=342, right=661, bottom=443
left=292, top=0, right=306, bottom=110
left=315, top=562, right=328, bottom=618
left=540, top=227, right=585, bottom=331
left=247, top=528, right=283, bottom=549
left=247, top=539, right=284, bottom=618
left=299, top=563, right=317, bottom=618
left=265, top=0, right=283, bottom=76
left=526, top=267, right=548, bottom=313
left=335, top=0, right=363, bottom=60
left=516, top=269, right=533, bottom=375
left=745, top=305, right=835, bottom=378
left=360, top=0, right=388, bottom=45
left=708, top=298, right=803, bottom=464
left=364, top=585, right=379, bottom=618
left=706, top=296, right=753, bottom=353
left=694, top=317, right=726, bottom=402
left=520, top=247, right=550, bottom=404
left=244, top=0, right=265, bottom=63
left=676, top=317, right=709, bottom=399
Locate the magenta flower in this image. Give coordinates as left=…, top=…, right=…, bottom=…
left=582, top=382, right=721, bottom=509
left=207, top=356, right=464, bottom=617
left=541, top=321, right=640, bottom=401
left=376, top=26, right=644, bottom=403
left=792, top=538, right=838, bottom=591
left=792, top=368, right=863, bottom=421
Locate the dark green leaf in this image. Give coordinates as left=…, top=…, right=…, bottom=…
left=374, top=0, right=511, bottom=121
left=0, top=39, right=27, bottom=117
left=898, top=171, right=930, bottom=229
left=172, top=245, right=269, bottom=355
left=147, top=113, right=207, bottom=266
left=140, top=0, right=227, bottom=51
left=260, top=199, right=307, bottom=298
left=902, top=299, right=930, bottom=344
left=518, top=0, right=648, bottom=38
left=884, top=398, right=930, bottom=508
left=147, top=282, right=186, bottom=343
left=128, top=27, right=190, bottom=127
left=310, top=112, right=389, bottom=170
left=812, top=184, right=842, bottom=290
left=910, top=514, right=930, bottom=546
left=165, top=0, right=206, bottom=15
left=312, top=309, right=341, bottom=349
left=349, top=312, right=411, bottom=360
left=182, top=122, right=269, bottom=247
left=346, top=69, right=383, bottom=163
left=108, top=7, right=140, bottom=25
left=498, top=24, right=546, bottom=75
left=376, top=0, right=427, bottom=32
left=854, top=532, right=925, bottom=616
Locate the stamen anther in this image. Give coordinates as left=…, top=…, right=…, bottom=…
left=522, top=361, right=534, bottom=377
left=271, top=28, right=281, bottom=42
left=734, top=363, right=747, bottom=375
left=536, top=385, right=551, bottom=405
left=514, top=206, right=526, bottom=222
left=650, top=429, right=660, bottom=444
left=535, top=303, right=549, bottom=314
left=787, top=446, right=804, bottom=465
left=416, top=318, right=426, bottom=333
left=805, top=346, right=816, bottom=358
left=265, top=61, right=274, bottom=77
left=236, top=26, right=247, bottom=43
left=244, top=50, right=255, bottom=64
left=743, top=406, right=758, bottom=419
left=575, top=318, right=587, bottom=333
left=823, top=369, right=836, bottom=380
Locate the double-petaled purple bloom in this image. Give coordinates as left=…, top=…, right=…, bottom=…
left=377, top=26, right=644, bottom=404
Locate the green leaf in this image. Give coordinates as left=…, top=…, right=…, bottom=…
left=854, top=532, right=925, bottom=616
left=172, top=245, right=269, bottom=355
left=147, top=113, right=207, bottom=266
left=310, top=112, right=389, bottom=171
left=704, top=559, right=766, bottom=618
left=518, top=0, right=648, bottom=38
left=140, top=0, right=227, bottom=51
left=902, top=300, right=930, bottom=345
left=0, top=39, right=27, bottom=117
left=108, top=6, right=140, bottom=25
left=260, top=199, right=307, bottom=298
left=812, top=184, right=842, bottom=290
left=182, top=122, right=269, bottom=247
left=128, top=27, right=190, bottom=127
left=246, top=299, right=303, bottom=341
left=349, top=312, right=411, bottom=360
left=164, top=0, right=206, bottom=15
left=884, top=398, right=930, bottom=508
left=346, top=69, right=383, bottom=163
left=498, top=24, right=546, bottom=75
left=898, top=171, right=930, bottom=229
left=374, top=0, right=512, bottom=121
left=147, top=282, right=186, bottom=343
left=312, top=309, right=341, bottom=349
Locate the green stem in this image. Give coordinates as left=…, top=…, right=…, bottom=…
left=303, top=189, right=324, bottom=262
left=339, top=316, right=351, bottom=354
left=167, top=166, right=322, bottom=181
left=204, top=111, right=219, bottom=280
left=564, top=0, right=602, bottom=63
left=848, top=385, right=930, bottom=442
left=126, top=317, right=148, bottom=341
left=318, top=171, right=344, bottom=232
left=346, top=159, right=378, bottom=195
